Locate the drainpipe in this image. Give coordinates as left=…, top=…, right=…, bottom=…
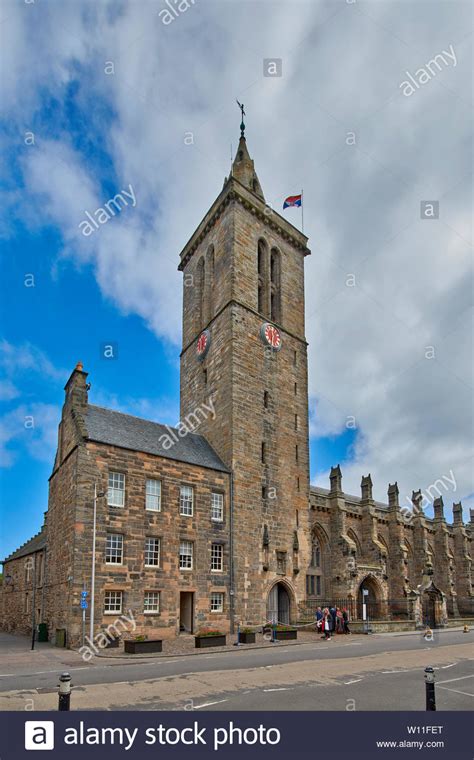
left=229, top=469, right=235, bottom=635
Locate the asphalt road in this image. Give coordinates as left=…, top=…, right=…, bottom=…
left=0, top=630, right=472, bottom=711
left=0, top=629, right=470, bottom=692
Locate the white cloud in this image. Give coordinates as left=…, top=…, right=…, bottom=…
left=2, top=1, right=473, bottom=517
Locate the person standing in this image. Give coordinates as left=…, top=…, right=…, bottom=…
left=323, top=607, right=332, bottom=640
left=342, top=607, right=351, bottom=634
left=315, top=606, right=323, bottom=634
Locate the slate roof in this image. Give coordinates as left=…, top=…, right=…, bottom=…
left=3, top=528, right=46, bottom=564
left=85, top=405, right=229, bottom=473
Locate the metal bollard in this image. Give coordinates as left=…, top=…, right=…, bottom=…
left=234, top=623, right=241, bottom=646
left=58, top=672, right=72, bottom=711
left=424, top=667, right=436, bottom=711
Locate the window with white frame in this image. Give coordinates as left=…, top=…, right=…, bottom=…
left=104, top=590, right=122, bottom=614
left=179, top=485, right=193, bottom=516
left=210, top=592, right=224, bottom=612
left=108, top=472, right=125, bottom=507
left=106, top=533, right=123, bottom=564
left=211, top=543, right=223, bottom=572
left=179, top=540, right=193, bottom=570
left=146, top=479, right=161, bottom=511
left=144, top=591, right=160, bottom=614
left=145, top=537, right=160, bottom=567
left=211, top=492, right=223, bottom=522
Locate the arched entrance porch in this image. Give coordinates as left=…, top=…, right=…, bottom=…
left=422, top=584, right=445, bottom=629
left=266, top=581, right=293, bottom=624
left=357, top=575, right=384, bottom=620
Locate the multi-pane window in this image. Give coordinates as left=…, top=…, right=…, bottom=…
left=108, top=472, right=125, bottom=507
left=144, top=591, right=160, bottom=614
left=211, top=543, right=223, bottom=572
left=179, top=485, right=193, bottom=516
left=211, top=492, right=223, bottom=522
left=145, top=537, right=160, bottom=567
left=311, top=541, right=321, bottom=568
left=306, top=575, right=321, bottom=596
left=146, top=479, right=161, bottom=511
left=210, top=592, right=224, bottom=612
left=179, top=540, right=193, bottom=570
left=106, top=534, right=123, bottom=564
left=104, top=590, right=122, bottom=614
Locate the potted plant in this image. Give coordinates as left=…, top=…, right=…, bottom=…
left=124, top=635, right=163, bottom=654
left=273, top=624, right=297, bottom=641
left=194, top=629, right=227, bottom=648
left=238, top=627, right=256, bottom=644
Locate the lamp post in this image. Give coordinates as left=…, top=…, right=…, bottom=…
left=89, top=484, right=106, bottom=643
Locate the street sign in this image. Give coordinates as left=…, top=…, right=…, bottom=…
left=81, top=590, right=88, bottom=599
left=80, top=599, right=88, bottom=609
left=362, top=589, right=369, bottom=596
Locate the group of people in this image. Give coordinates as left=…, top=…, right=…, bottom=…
left=315, top=606, right=351, bottom=639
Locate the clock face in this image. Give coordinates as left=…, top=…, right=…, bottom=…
left=261, top=322, right=282, bottom=351
left=196, top=329, right=211, bottom=360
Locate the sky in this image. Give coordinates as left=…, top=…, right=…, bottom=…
left=0, top=0, right=472, bottom=560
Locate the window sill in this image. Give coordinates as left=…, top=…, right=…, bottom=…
left=144, top=565, right=160, bottom=569
left=104, top=611, right=122, bottom=616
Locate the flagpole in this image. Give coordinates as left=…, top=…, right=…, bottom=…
left=301, top=188, right=304, bottom=233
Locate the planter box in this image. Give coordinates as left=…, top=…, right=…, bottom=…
left=105, top=637, right=120, bottom=649
left=239, top=632, right=256, bottom=644
left=274, top=629, right=297, bottom=641
left=124, top=639, right=162, bottom=654
left=195, top=635, right=227, bottom=648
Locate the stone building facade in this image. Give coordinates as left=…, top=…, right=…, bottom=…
left=1, top=130, right=473, bottom=645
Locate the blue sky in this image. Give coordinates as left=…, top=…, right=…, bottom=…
left=1, top=0, right=472, bottom=560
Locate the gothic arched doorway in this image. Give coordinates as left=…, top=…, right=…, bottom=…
left=422, top=584, right=445, bottom=629
left=358, top=575, right=383, bottom=620
left=267, top=582, right=291, bottom=624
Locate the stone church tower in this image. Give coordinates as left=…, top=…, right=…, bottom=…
left=179, top=126, right=311, bottom=627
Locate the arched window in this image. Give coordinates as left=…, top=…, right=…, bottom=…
left=308, top=525, right=330, bottom=599
left=347, top=528, right=362, bottom=557
left=196, top=257, right=205, bottom=330
left=311, top=540, right=321, bottom=568
left=270, top=247, right=281, bottom=323
left=257, top=239, right=269, bottom=317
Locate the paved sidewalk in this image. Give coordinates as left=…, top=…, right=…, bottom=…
left=94, top=628, right=331, bottom=659
left=0, top=631, right=89, bottom=674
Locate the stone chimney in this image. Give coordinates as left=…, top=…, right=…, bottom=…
left=452, top=502, right=463, bottom=526
left=64, top=361, right=89, bottom=412
left=433, top=496, right=445, bottom=521
left=388, top=482, right=399, bottom=508
left=361, top=474, right=373, bottom=502
left=329, top=464, right=342, bottom=495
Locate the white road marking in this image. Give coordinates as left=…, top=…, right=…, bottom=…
left=194, top=699, right=228, bottom=709
left=0, top=667, right=90, bottom=678
left=441, top=663, right=456, bottom=669
left=436, top=674, right=474, bottom=685
left=382, top=670, right=410, bottom=674
left=263, top=687, right=292, bottom=692
left=437, top=686, right=474, bottom=698
left=344, top=679, right=362, bottom=684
